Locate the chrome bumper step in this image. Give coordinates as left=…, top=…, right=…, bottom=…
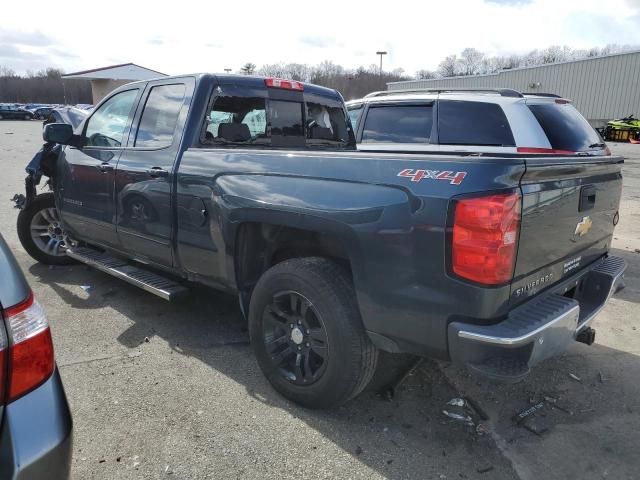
left=66, top=247, right=188, bottom=301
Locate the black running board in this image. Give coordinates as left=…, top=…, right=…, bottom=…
left=66, top=246, right=188, bottom=301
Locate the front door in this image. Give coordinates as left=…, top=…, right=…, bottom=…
left=115, top=80, right=191, bottom=267
left=57, top=88, right=140, bottom=247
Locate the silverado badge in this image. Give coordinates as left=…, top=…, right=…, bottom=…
left=574, top=216, right=593, bottom=237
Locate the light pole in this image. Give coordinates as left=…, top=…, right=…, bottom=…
left=376, top=51, right=387, bottom=76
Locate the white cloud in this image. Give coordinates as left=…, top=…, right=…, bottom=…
left=1, top=0, right=638, bottom=75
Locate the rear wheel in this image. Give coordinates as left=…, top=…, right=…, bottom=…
left=249, top=257, right=378, bottom=408
left=17, top=193, right=74, bottom=265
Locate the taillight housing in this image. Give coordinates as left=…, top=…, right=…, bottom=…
left=264, top=78, right=304, bottom=91
left=516, top=147, right=576, bottom=155
left=451, top=191, right=521, bottom=286
left=1, top=292, right=54, bottom=404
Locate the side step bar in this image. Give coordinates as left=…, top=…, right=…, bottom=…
left=66, top=247, right=188, bottom=301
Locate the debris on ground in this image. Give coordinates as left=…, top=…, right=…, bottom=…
left=552, top=403, right=573, bottom=416
left=522, top=415, right=550, bottom=435
left=144, top=337, right=150, bottom=343
left=513, top=401, right=545, bottom=424
left=464, top=396, right=489, bottom=421
left=477, top=465, right=494, bottom=474
left=475, top=423, right=490, bottom=436
left=442, top=398, right=475, bottom=426
left=80, top=285, right=93, bottom=292
left=569, top=373, right=582, bottom=382
left=355, top=446, right=363, bottom=455
left=598, top=371, right=605, bottom=383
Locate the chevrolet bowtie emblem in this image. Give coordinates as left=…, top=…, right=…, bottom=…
left=574, top=216, right=593, bottom=237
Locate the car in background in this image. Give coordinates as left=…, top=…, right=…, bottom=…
left=0, top=233, right=72, bottom=479
left=43, top=106, right=88, bottom=129
left=74, top=104, right=94, bottom=112
left=31, top=107, right=55, bottom=120
left=0, top=105, right=34, bottom=121
left=346, top=88, right=608, bottom=156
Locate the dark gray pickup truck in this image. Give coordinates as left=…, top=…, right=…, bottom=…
left=15, top=74, right=626, bottom=408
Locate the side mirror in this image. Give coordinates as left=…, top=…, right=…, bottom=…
left=43, top=123, right=74, bottom=145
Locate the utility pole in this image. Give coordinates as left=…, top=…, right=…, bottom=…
left=376, top=51, right=387, bottom=76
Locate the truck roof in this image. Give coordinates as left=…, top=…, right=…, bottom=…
left=123, top=73, right=342, bottom=101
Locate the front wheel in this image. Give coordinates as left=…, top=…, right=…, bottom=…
left=17, top=193, right=74, bottom=265
left=249, top=257, right=378, bottom=408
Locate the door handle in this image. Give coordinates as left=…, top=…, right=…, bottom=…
left=98, top=162, right=114, bottom=172
left=146, top=167, right=169, bottom=178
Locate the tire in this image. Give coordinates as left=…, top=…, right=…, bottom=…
left=17, top=193, right=74, bottom=265
left=249, top=257, right=378, bottom=408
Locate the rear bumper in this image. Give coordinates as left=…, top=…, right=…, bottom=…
left=448, top=255, right=626, bottom=381
left=0, top=368, right=73, bottom=480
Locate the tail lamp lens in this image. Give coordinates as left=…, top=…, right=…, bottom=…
left=2, top=292, right=54, bottom=403
left=452, top=192, right=521, bottom=285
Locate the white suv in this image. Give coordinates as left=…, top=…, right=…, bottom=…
left=346, top=89, right=607, bottom=156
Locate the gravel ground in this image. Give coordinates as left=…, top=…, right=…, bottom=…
left=0, top=120, right=638, bottom=480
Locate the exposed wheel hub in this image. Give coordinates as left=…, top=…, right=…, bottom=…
left=290, top=327, right=304, bottom=345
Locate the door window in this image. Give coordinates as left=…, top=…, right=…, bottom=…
left=84, top=89, right=138, bottom=147
left=362, top=105, right=433, bottom=143
left=438, top=100, right=515, bottom=146
left=347, top=105, right=363, bottom=130
left=135, top=84, right=187, bottom=148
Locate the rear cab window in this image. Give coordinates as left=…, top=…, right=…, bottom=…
left=527, top=101, right=603, bottom=152
left=200, top=80, right=354, bottom=149
left=361, top=104, right=434, bottom=144
left=438, top=100, right=515, bottom=147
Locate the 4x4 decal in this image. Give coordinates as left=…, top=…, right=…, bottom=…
left=397, top=169, right=467, bottom=185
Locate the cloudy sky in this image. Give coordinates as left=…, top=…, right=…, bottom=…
left=1, top=0, right=639, bottom=76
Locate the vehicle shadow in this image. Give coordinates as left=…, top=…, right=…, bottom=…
left=27, top=257, right=640, bottom=479
left=28, top=261, right=515, bottom=479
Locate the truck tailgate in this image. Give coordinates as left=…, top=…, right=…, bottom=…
left=512, top=155, right=623, bottom=301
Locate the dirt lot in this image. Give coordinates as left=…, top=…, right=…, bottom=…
left=1, top=120, right=638, bottom=480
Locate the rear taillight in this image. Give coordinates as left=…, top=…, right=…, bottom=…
left=264, top=78, right=304, bottom=91
left=1, top=292, right=54, bottom=404
left=517, top=147, right=576, bottom=155
left=0, top=324, right=7, bottom=403
left=452, top=191, right=521, bottom=286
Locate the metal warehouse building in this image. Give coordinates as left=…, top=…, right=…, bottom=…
left=387, top=50, right=640, bottom=128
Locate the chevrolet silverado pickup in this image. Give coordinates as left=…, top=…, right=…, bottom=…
left=15, top=75, right=626, bottom=408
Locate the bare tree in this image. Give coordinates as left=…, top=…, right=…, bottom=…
left=458, top=48, right=484, bottom=75
left=239, top=63, right=256, bottom=75
left=416, top=69, right=438, bottom=79
left=438, top=55, right=459, bottom=77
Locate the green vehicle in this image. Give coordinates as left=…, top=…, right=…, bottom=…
left=603, top=114, right=640, bottom=142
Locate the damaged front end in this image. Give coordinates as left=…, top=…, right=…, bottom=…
left=11, top=142, right=61, bottom=210
left=12, top=106, right=88, bottom=210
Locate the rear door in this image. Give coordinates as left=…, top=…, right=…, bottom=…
left=512, top=101, right=622, bottom=300
left=115, top=78, right=193, bottom=267
left=57, top=88, right=141, bottom=247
